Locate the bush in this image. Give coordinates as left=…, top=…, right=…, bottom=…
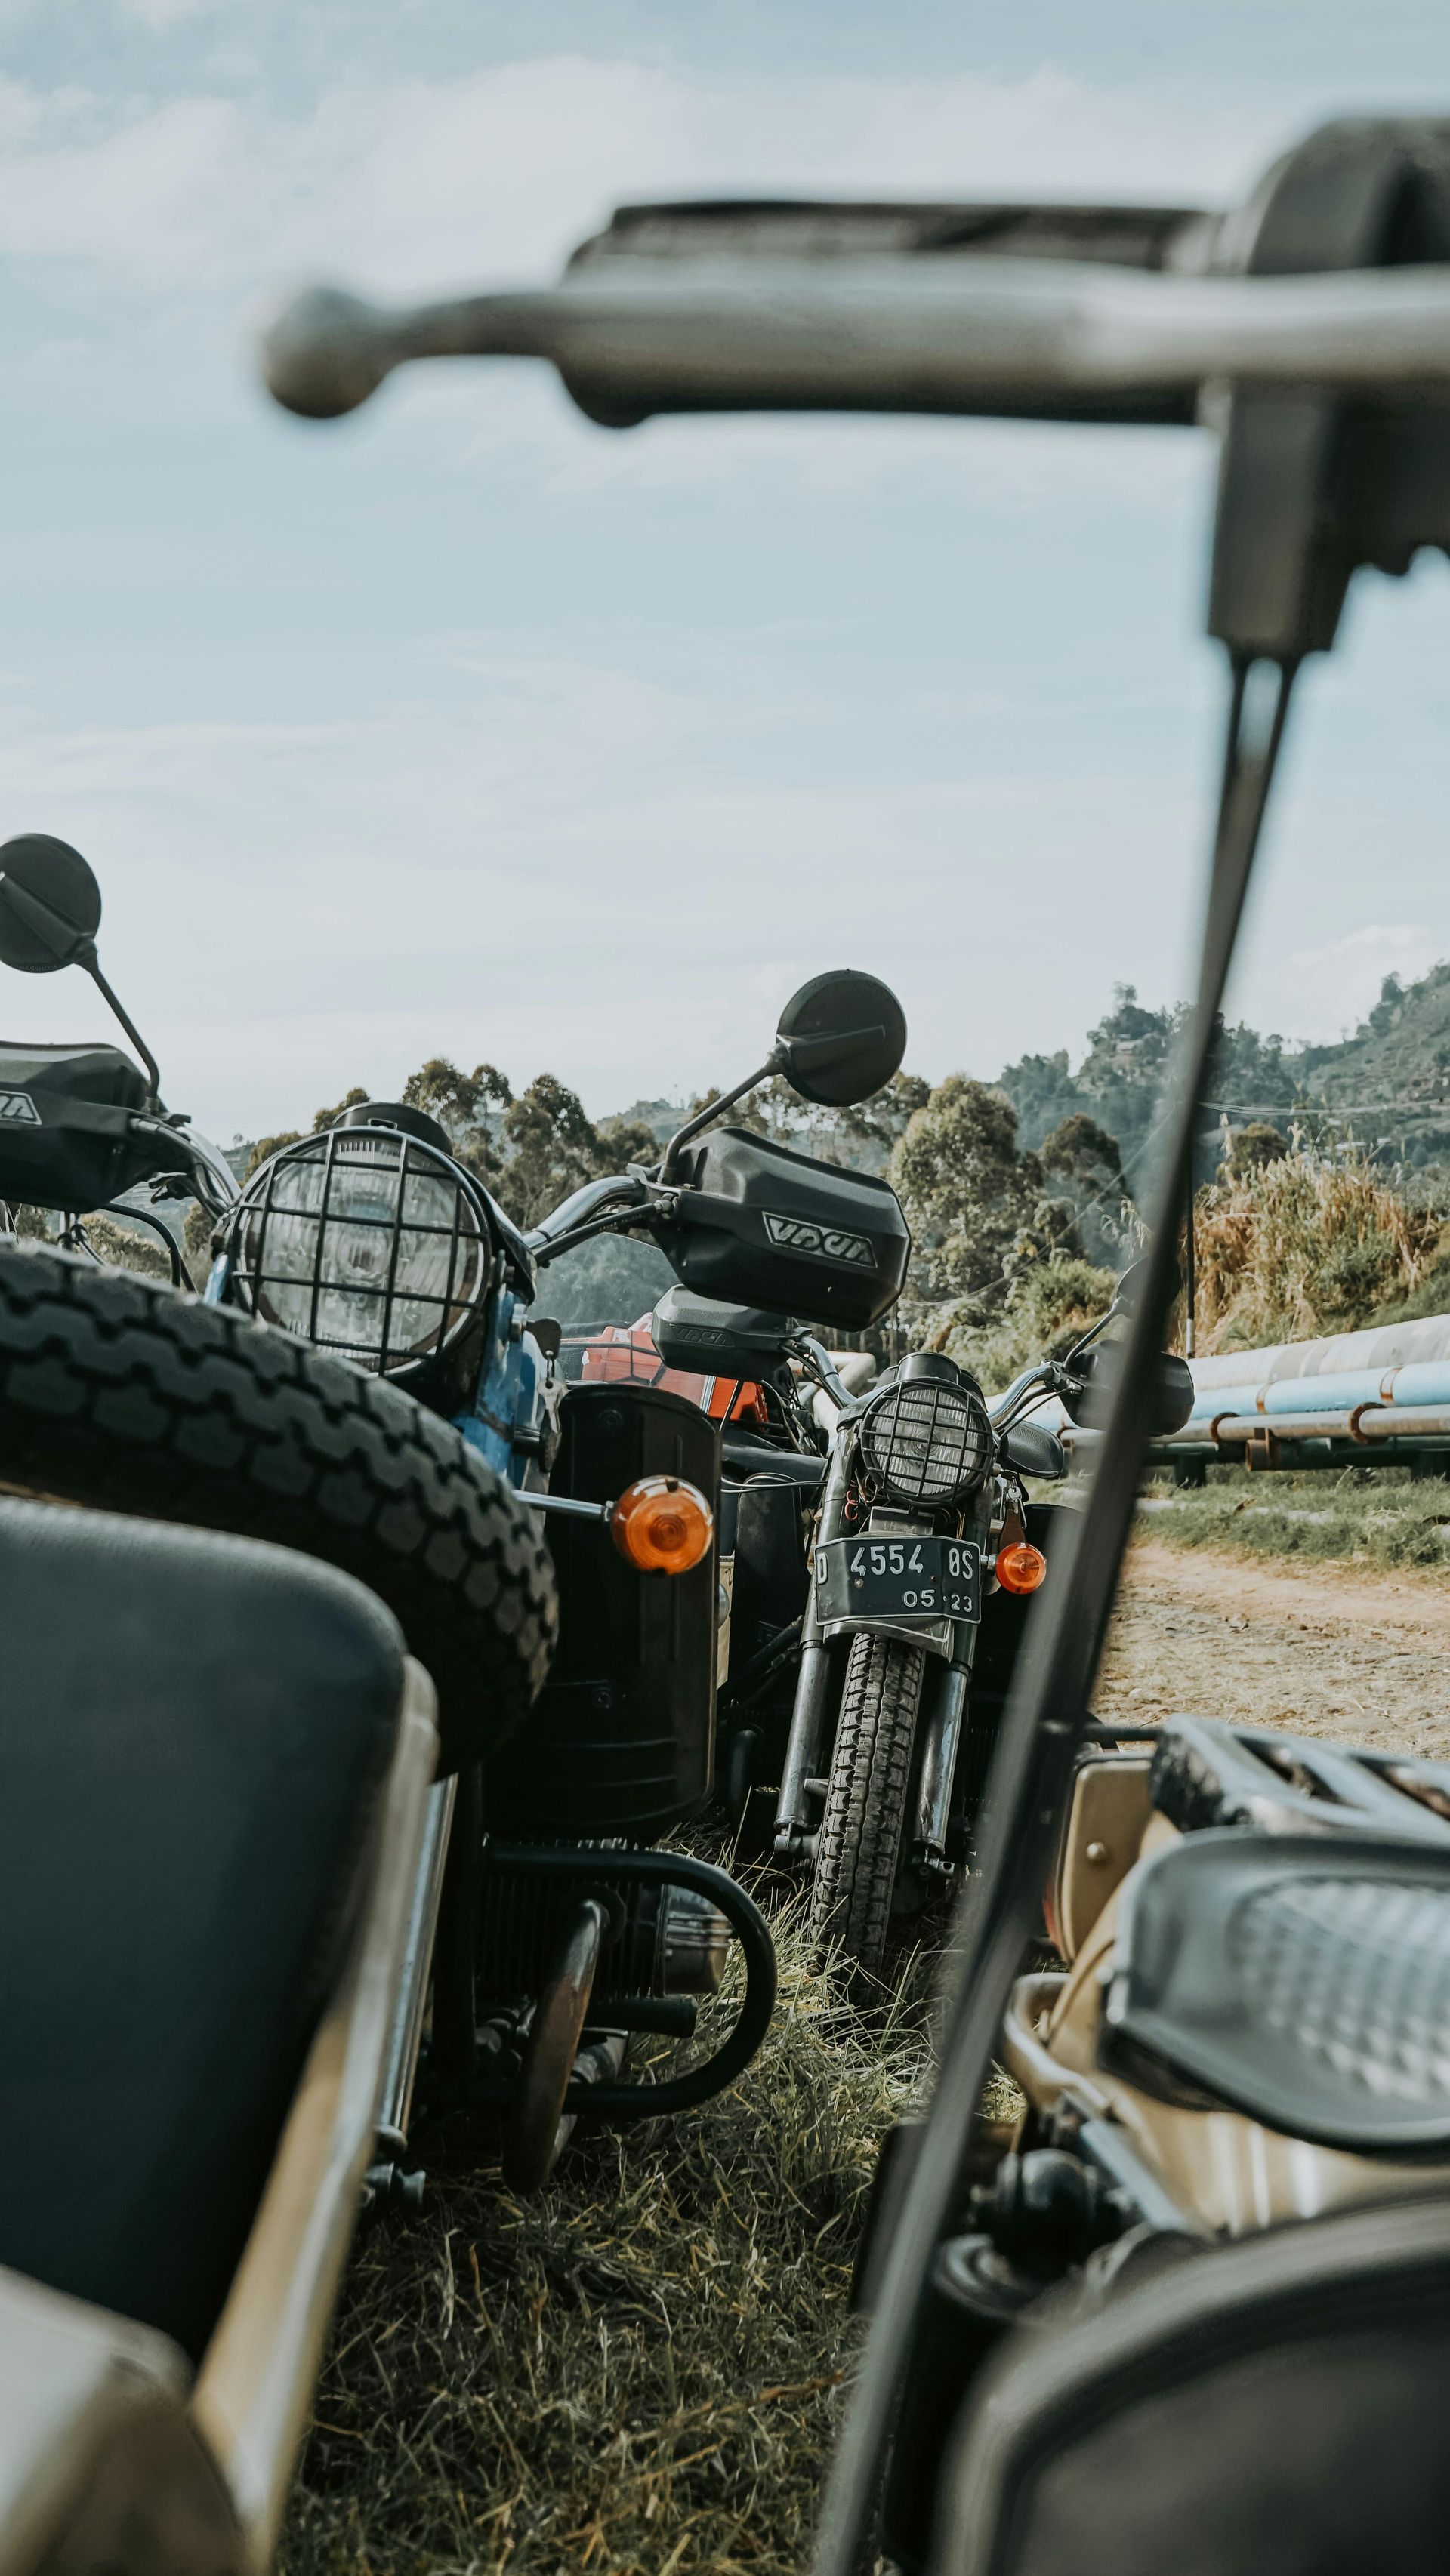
left=929, top=1251, right=1116, bottom=1390
left=1190, top=1147, right=1444, bottom=1351
left=1361, top=1247, right=1450, bottom=1330
left=1226, top=1120, right=1288, bottom=1178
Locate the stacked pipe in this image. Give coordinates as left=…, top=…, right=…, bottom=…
left=1167, top=1313, right=1450, bottom=1465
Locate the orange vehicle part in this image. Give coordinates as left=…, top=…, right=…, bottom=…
left=569, top=1317, right=770, bottom=1425
left=997, top=1540, right=1047, bottom=1596
left=610, top=1474, right=715, bottom=1574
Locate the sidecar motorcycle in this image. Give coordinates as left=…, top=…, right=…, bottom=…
left=204, top=961, right=917, bottom=2174
left=0, top=834, right=779, bottom=2195
left=261, top=106, right=1450, bottom=2576
left=0, top=833, right=921, bottom=2189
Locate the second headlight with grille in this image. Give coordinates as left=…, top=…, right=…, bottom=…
left=226, top=1102, right=491, bottom=1383
left=857, top=1352, right=993, bottom=1507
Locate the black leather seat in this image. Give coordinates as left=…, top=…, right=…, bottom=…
left=1105, top=1829, right=1450, bottom=2152
left=0, top=1496, right=405, bottom=2362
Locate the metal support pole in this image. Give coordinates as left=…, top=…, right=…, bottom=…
left=1184, top=1158, right=1197, bottom=1362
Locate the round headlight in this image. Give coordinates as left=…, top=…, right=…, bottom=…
left=233, top=1124, right=489, bottom=1377
left=858, top=1372, right=992, bottom=1507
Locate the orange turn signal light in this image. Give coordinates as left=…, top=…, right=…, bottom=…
left=997, top=1540, right=1047, bottom=1596
left=610, top=1474, right=714, bottom=1576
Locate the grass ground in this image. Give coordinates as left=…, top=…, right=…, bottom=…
left=1140, top=1464, right=1450, bottom=1573
left=280, top=1478, right=1449, bottom=2576
left=280, top=1895, right=936, bottom=2576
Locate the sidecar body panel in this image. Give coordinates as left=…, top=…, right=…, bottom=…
left=0, top=1496, right=437, bottom=2574
left=486, top=1380, right=723, bottom=1838
left=0, top=2266, right=239, bottom=2576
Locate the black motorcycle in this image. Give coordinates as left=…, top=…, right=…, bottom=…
left=748, top=1265, right=1189, bottom=1984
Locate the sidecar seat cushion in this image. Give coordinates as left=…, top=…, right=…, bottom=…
left=0, top=1495, right=406, bottom=2364
left=1103, top=1829, right=1450, bottom=2152
left=939, top=2191, right=1450, bottom=2576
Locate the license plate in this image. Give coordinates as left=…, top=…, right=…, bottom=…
left=813, top=1534, right=980, bottom=1625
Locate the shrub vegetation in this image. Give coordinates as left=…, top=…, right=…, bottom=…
left=1189, top=1145, right=1443, bottom=1352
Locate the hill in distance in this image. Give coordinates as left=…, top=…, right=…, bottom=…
left=998, top=961, right=1450, bottom=1187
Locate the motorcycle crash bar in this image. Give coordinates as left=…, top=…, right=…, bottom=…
left=259, top=260, right=1450, bottom=424
left=522, top=1475, right=714, bottom=1574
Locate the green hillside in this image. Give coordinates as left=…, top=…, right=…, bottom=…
left=999, top=960, right=1450, bottom=1188
left=1300, top=962, right=1450, bottom=1163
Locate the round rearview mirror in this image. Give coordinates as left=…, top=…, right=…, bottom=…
left=1062, top=1342, right=1195, bottom=1438
left=774, top=969, right=907, bottom=1108
left=1154, top=1351, right=1196, bottom=1435
left=0, top=834, right=102, bottom=974
left=1112, top=1250, right=1183, bottom=1317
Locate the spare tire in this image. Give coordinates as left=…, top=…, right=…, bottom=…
left=0, top=1242, right=557, bottom=1773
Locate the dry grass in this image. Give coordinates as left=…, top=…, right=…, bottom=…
left=280, top=1892, right=938, bottom=2576
left=1191, top=1148, right=1443, bottom=1353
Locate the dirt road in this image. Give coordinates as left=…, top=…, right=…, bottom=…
left=1096, top=1536, right=1450, bottom=1760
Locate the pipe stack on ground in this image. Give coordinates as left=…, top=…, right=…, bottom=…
left=1169, top=1313, right=1450, bottom=1465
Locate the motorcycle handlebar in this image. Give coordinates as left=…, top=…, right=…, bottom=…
left=524, top=1172, right=649, bottom=1253
left=987, top=1360, right=1054, bottom=1428
left=128, top=1115, right=239, bottom=1216
left=259, top=258, right=1450, bottom=427
left=796, top=1333, right=856, bottom=1414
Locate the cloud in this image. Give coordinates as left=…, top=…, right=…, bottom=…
left=498, top=403, right=1208, bottom=511
left=0, top=97, right=244, bottom=278
left=0, top=35, right=1436, bottom=1149
left=0, top=54, right=1292, bottom=505
left=0, top=57, right=1294, bottom=296
left=115, top=0, right=211, bottom=23
left=0, top=649, right=1204, bottom=1139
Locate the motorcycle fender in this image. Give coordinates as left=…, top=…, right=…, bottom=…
left=822, top=1611, right=957, bottom=1660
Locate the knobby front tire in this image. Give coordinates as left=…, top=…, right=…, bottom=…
left=0, top=1243, right=557, bottom=1772
left=807, top=1629, right=927, bottom=1986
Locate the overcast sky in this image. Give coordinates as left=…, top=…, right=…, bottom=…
left=0, top=0, right=1448, bottom=1142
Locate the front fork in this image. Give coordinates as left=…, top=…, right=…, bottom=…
left=912, top=1635, right=976, bottom=1879
left=773, top=1450, right=982, bottom=1871
left=773, top=1434, right=852, bottom=1860
left=367, top=1771, right=458, bottom=2204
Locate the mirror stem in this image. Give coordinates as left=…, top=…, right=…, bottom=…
left=1062, top=1303, right=1116, bottom=1368
left=78, top=944, right=162, bottom=1106
left=1183, top=1166, right=1198, bottom=1359
left=658, top=1051, right=781, bottom=1180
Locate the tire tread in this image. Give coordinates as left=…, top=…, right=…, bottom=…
left=808, top=1631, right=925, bottom=1981
left=0, top=1242, right=557, bottom=1769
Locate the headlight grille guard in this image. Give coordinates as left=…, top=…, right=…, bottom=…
left=226, top=1122, right=493, bottom=1378
left=856, top=1375, right=994, bottom=1508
